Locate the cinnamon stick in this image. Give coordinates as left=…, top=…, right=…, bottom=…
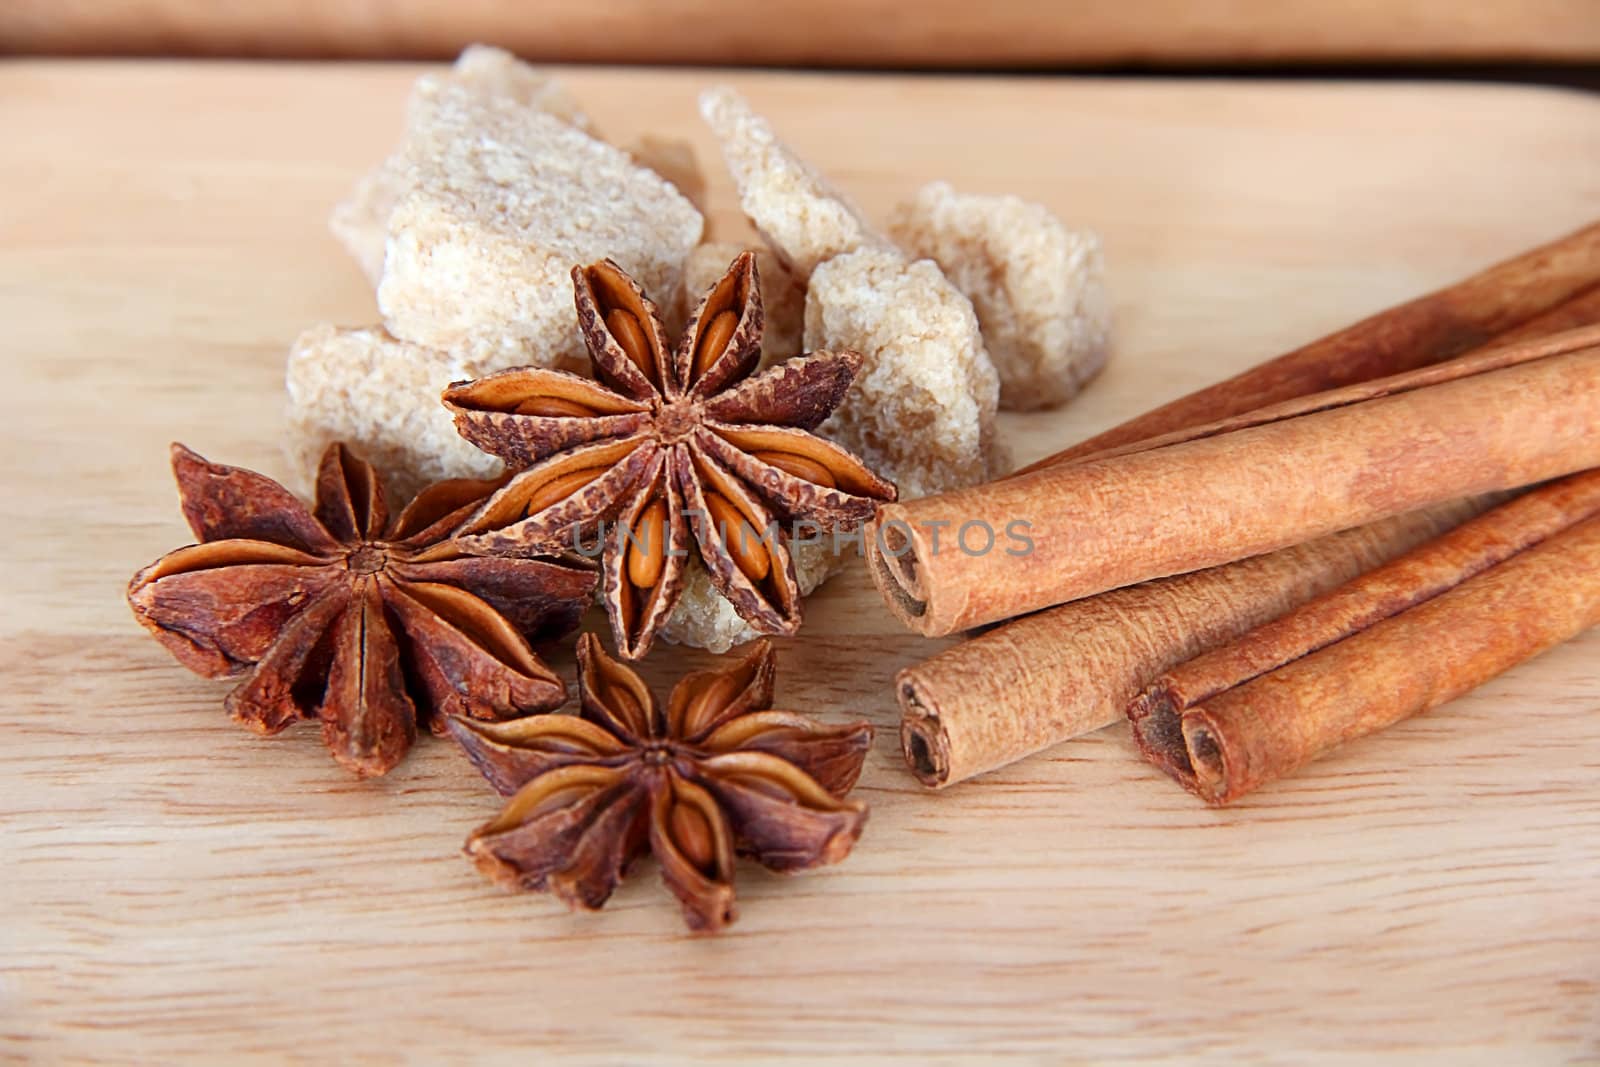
left=893, top=280, right=1600, bottom=789
left=897, top=497, right=1493, bottom=787
left=873, top=224, right=1600, bottom=636
left=870, top=324, right=1600, bottom=637
left=1017, top=221, right=1600, bottom=473
left=1129, top=471, right=1600, bottom=804
left=1133, top=468, right=1600, bottom=727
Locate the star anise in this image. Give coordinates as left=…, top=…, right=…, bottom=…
left=441, top=252, right=897, bottom=659
left=127, top=443, right=596, bottom=776
left=449, top=633, right=872, bottom=933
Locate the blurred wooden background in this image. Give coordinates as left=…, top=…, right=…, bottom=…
left=3, top=0, right=1598, bottom=67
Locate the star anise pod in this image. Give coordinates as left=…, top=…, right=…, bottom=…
left=449, top=633, right=872, bottom=933
left=441, top=252, right=897, bottom=658
left=127, top=443, right=596, bottom=776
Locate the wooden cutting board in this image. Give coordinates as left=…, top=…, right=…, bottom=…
left=2, top=60, right=1597, bottom=1064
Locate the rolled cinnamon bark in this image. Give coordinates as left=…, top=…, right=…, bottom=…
left=1132, top=468, right=1600, bottom=728
left=897, top=498, right=1492, bottom=787
left=1035, top=321, right=1600, bottom=468
left=893, top=278, right=1600, bottom=789
left=1016, top=221, right=1600, bottom=473
left=871, top=326, right=1600, bottom=637
left=1498, top=282, right=1600, bottom=341
left=1130, top=484, right=1600, bottom=804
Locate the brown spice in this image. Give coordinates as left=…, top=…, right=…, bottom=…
left=127, top=443, right=593, bottom=776
left=1017, top=220, right=1600, bottom=473
left=892, top=256, right=1600, bottom=789
left=897, top=499, right=1493, bottom=787
left=871, top=324, right=1600, bottom=638
left=450, top=634, right=871, bottom=933
left=1130, top=471, right=1600, bottom=804
left=444, top=252, right=895, bottom=659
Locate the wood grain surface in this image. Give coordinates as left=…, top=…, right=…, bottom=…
left=2, top=59, right=1598, bottom=1065
left=3, top=1, right=1600, bottom=66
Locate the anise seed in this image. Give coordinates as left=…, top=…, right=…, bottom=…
left=752, top=450, right=837, bottom=489
left=693, top=309, right=739, bottom=382
left=514, top=396, right=594, bottom=418
left=606, top=308, right=654, bottom=382
left=522, top=467, right=602, bottom=518
left=608, top=683, right=648, bottom=728
left=727, top=771, right=795, bottom=802
left=530, top=782, right=597, bottom=819
left=669, top=801, right=717, bottom=873
left=705, top=493, right=770, bottom=583
left=626, top=499, right=668, bottom=589
left=678, top=671, right=744, bottom=737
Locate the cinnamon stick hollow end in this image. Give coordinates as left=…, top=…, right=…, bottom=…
left=898, top=684, right=952, bottom=788
left=1128, top=676, right=1245, bottom=800
left=1179, top=706, right=1251, bottom=804
left=1125, top=684, right=1198, bottom=793
left=868, top=509, right=937, bottom=634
